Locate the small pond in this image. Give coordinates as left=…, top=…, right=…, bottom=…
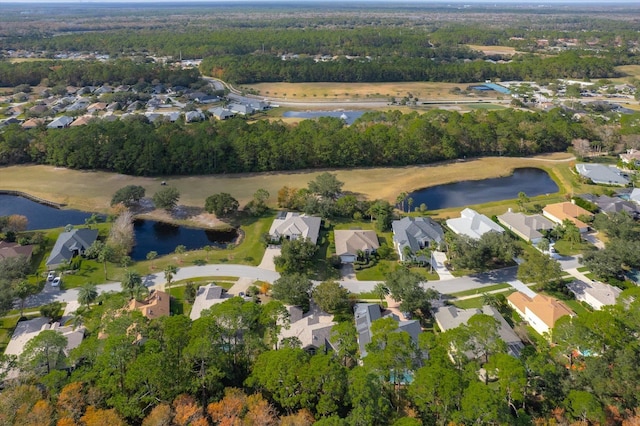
left=282, top=110, right=365, bottom=125
left=129, top=219, right=237, bottom=261
left=0, top=194, right=93, bottom=230
left=0, top=194, right=237, bottom=259
left=408, top=167, right=558, bottom=210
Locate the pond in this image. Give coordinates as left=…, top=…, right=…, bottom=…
left=407, top=167, right=558, bottom=211
left=0, top=194, right=238, bottom=259
left=282, top=110, right=365, bottom=125
left=129, top=219, right=237, bottom=261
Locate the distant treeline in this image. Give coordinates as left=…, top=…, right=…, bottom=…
left=201, top=51, right=616, bottom=84
left=0, top=108, right=592, bottom=175
left=0, top=59, right=201, bottom=88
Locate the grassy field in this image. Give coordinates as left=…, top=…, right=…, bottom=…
left=467, top=45, right=518, bottom=55
left=242, top=81, right=500, bottom=102
left=613, top=65, right=640, bottom=82
left=0, top=154, right=575, bottom=215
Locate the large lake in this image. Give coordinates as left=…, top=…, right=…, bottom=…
left=0, top=194, right=237, bottom=258
left=282, top=110, right=365, bottom=125
left=407, top=168, right=558, bottom=210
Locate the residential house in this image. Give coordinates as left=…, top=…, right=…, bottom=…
left=4, top=317, right=85, bottom=378
left=279, top=304, right=336, bottom=355
left=28, top=104, right=49, bottom=115
left=620, top=149, right=640, bottom=167
left=189, top=284, right=229, bottom=320
left=580, top=194, right=639, bottom=218
left=630, top=188, right=640, bottom=205
left=392, top=216, right=444, bottom=262
left=250, top=100, right=270, bottom=111
left=354, top=303, right=421, bottom=359
left=542, top=201, right=593, bottom=233
left=65, top=99, right=90, bottom=112
left=269, top=212, right=322, bottom=245
left=334, top=230, right=379, bottom=263
left=575, top=163, right=629, bottom=186
left=21, top=118, right=44, bottom=130
left=209, top=107, right=235, bottom=120
left=46, top=228, right=98, bottom=268
left=195, top=95, right=220, bottom=104
left=127, top=290, right=170, bottom=320
left=93, top=86, right=113, bottom=95
left=434, top=304, right=524, bottom=358
left=507, top=292, right=574, bottom=336
left=87, top=102, right=108, bottom=113
left=228, top=103, right=254, bottom=115
left=70, top=115, right=94, bottom=127
left=446, top=208, right=504, bottom=240
left=497, top=209, right=555, bottom=243
left=184, top=111, right=205, bottom=123
left=0, top=241, right=34, bottom=261
left=47, top=116, right=73, bottom=129
left=567, top=280, right=622, bottom=310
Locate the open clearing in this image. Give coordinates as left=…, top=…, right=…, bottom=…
left=0, top=153, right=573, bottom=214
left=243, top=81, right=501, bottom=102
left=613, top=65, right=640, bottom=84
left=467, top=45, right=518, bottom=55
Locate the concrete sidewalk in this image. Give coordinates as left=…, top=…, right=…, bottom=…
left=431, top=251, right=455, bottom=281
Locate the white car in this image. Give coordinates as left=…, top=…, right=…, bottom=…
left=47, top=271, right=55, bottom=282
left=51, top=276, right=61, bottom=287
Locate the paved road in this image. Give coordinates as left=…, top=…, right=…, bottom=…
left=26, top=254, right=582, bottom=309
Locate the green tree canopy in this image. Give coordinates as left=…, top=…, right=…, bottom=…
left=204, top=192, right=239, bottom=217
left=271, top=273, right=313, bottom=312
left=152, top=187, right=180, bottom=211
left=308, top=172, right=344, bottom=199
left=110, top=185, right=146, bottom=207
left=311, top=280, right=351, bottom=315
left=273, top=237, right=318, bottom=275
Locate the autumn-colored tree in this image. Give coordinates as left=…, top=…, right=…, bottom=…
left=80, top=406, right=126, bottom=426
left=20, top=399, right=53, bottom=426
left=207, top=388, right=246, bottom=423
left=56, top=418, right=78, bottom=426
left=0, top=384, right=42, bottom=425
left=173, top=394, right=203, bottom=426
left=142, top=403, right=173, bottom=426
left=244, top=395, right=278, bottom=426
left=57, top=382, right=87, bottom=422
left=280, top=409, right=315, bottom=426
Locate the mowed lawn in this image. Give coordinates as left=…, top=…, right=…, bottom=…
left=0, top=154, right=574, bottom=215
left=243, top=81, right=501, bottom=101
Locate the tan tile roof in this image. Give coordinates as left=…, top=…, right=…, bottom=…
left=127, top=290, right=170, bottom=320
left=0, top=241, right=34, bottom=260
left=508, top=292, right=574, bottom=329
left=334, top=230, right=379, bottom=257
left=543, top=202, right=592, bottom=229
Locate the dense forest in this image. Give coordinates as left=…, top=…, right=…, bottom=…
left=2, top=279, right=640, bottom=425
left=0, top=108, right=592, bottom=175
left=0, top=60, right=201, bottom=89
left=201, top=51, right=616, bottom=84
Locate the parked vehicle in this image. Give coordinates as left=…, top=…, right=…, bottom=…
left=52, top=276, right=61, bottom=287
left=47, top=271, right=55, bottom=281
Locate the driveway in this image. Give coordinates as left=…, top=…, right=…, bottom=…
left=582, top=231, right=605, bottom=249
left=258, top=246, right=280, bottom=271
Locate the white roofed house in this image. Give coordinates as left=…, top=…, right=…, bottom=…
left=392, top=216, right=444, bottom=262
left=269, top=212, right=322, bottom=245
left=446, top=208, right=504, bottom=240
left=228, top=103, right=255, bottom=115
left=567, top=280, right=622, bottom=311
left=575, top=163, right=629, bottom=186
left=47, top=116, right=74, bottom=129
left=190, top=284, right=230, bottom=320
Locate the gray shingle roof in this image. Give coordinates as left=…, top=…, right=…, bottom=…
left=46, top=228, right=98, bottom=267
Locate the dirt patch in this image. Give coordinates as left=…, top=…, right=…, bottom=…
left=467, top=44, right=518, bottom=55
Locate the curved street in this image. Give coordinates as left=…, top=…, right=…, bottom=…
left=25, top=253, right=582, bottom=309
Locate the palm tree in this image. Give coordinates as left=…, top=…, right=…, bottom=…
left=77, top=283, right=98, bottom=309
left=122, top=270, right=143, bottom=299
left=402, top=245, right=414, bottom=263
left=174, top=245, right=186, bottom=264
left=407, top=197, right=414, bottom=213
left=164, top=264, right=178, bottom=290
left=396, top=192, right=408, bottom=213
left=374, top=282, right=389, bottom=305
left=146, top=251, right=158, bottom=270
left=203, top=245, right=212, bottom=262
